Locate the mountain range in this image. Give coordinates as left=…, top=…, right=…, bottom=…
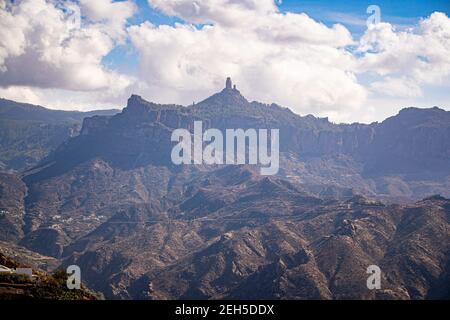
left=0, top=98, right=119, bottom=172
left=0, top=79, right=448, bottom=299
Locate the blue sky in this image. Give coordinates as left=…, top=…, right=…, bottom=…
left=130, top=0, right=450, bottom=29
left=280, top=0, right=450, bottom=27
left=132, top=0, right=450, bottom=26
left=104, top=0, right=450, bottom=76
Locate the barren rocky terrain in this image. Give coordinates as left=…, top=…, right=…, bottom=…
left=0, top=83, right=449, bottom=299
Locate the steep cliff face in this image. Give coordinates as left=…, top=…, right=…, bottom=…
left=363, top=107, right=450, bottom=175
left=22, top=87, right=450, bottom=223
left=27, top=87, right=449, bottom=183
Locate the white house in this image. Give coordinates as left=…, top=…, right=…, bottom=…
left=0, top=265, right=12, bottom=273
left=0, top=266, right=35, bottom=279
left=15, top=268, right=33, bottom=278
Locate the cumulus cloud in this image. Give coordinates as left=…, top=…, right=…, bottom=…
left=80, top=0, right=137, bottom=40
left=148, top=0, right=277, bottom=27
left=0, top=84, right=137, bottom=111
left=129, top=2, right=450, bottom=121
left=370, top=77, right=423, bottom=98
left=358, top=12, right=450, bottom=94
left=0, top=0, right=135, bottom=92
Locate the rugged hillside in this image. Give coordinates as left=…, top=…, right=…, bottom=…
left=0, top=173, right=26, bottom=242
left=0, top=80, right=449, bottom=300
left=57, top=168, right=448, bottom=300
left=3, top=164, right=448, bottom=300
left=0, top=251, right=98, bottom=300
left=0, top=98, right=119, bottom=171
left=362, top=107, right=450, bottom=175
left=7, top=166, right=450, bottom=299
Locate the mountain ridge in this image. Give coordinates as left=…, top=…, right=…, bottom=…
left=0, top=98, right=120, bottom=172
left=0, top=79, right=449, bottom=300
left=22, top=82, right=450, bottom=202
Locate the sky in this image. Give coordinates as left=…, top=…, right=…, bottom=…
left=0, top=0, right=449, bottom=123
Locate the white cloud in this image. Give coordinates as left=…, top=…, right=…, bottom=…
left=0, top=0, right=135, bottom=92
left=0, top=0, right=28, bottom=72
left=128, top=3, right=450, bottom=122
left=0, top=85, right=43, bottom=105
left=0, top=84, right=137, bottom=111
left=148, top=0, right=353, bottom=46
left=358, top=12, right=450, bottom=90
left=80, top=0, right=137, bottom=40
left=148, top=0, right=277, bottom=27
left=370, top=77, right=423, bottom=98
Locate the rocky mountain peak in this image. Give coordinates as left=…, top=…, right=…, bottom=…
left=225, top=77, right=233, bottom=90
left=124, top=94, right=153, bottom=114
left=128, top=94, right=145, bottom=104
left=389, top=106, right=449, bottom=127
left=225, top=77, right=238, bottom=91
left=196, top=77, right=248, bottom=108
left=121, top=94, right=183, bottom=122
left=223, top=77, right=239, bottom=93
